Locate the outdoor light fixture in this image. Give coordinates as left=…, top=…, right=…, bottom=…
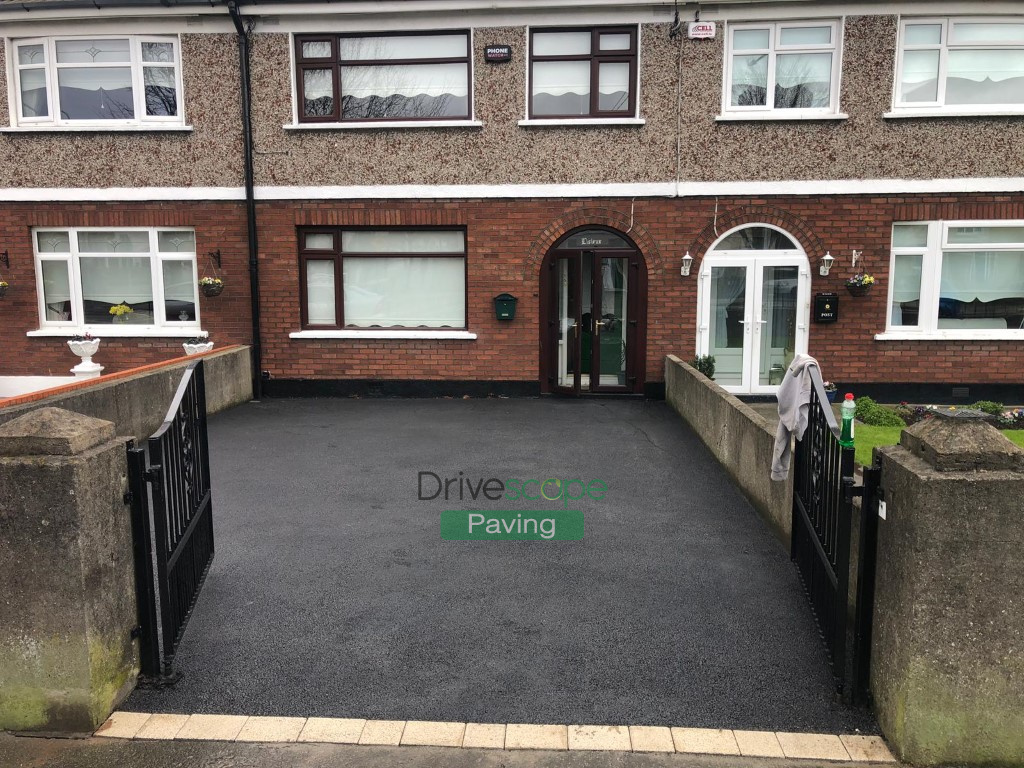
left=819, top=251, right=835, bottom=276
left=680, top=251, right=693, bottom=276
left=0, top=250, right=8, bottom=269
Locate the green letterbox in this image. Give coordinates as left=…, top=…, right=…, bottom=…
left=493, top=293, right=518, bottom=321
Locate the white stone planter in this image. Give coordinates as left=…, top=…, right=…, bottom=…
left=183, top=341, right=214, bottom=356
left=67, top=338, right=103, bottom=378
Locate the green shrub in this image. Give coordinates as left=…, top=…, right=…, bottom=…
left=855, top=396, right=907, bottom=427
left=690, top=354, right=716, bottom=380
left=970, top=400, right=1005, bottom=416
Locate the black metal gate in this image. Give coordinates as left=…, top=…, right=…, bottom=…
left=127, top=360, right=215, bottom=679
left=791, top=367, right=880, bottom=704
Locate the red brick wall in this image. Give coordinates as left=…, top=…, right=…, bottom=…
left=3, top=194, right=1022, bottom=386
left=0, top=202, right=252, bottom=376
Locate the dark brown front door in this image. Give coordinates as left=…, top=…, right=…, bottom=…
left=541, top=229, right=645, bottom=395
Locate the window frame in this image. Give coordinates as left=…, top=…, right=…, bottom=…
left=892, top=17, right=1024, bottom=114
left=32, top=226, right=202, bottom=335
left=721, top=19, right=842, bottom=118
left=10, top=34, right=185, bottom=128
left=885, top=220, right=1024, bottom=339
left=293, top=30, right=473, bottom=124
left=298, top=227, right=469, bottom=331
left=527, top=25, right=639, bottom=120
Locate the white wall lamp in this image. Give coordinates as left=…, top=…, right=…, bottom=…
left=681, top=251, right=694, bottom=276
left=819, top=251, right=835, bottom=276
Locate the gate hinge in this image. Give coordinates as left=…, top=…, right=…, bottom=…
left=843, top=477, right=864, bottom=501
left=130, top=625, right=143, bottom=639
left=143, top=466, right=162, bottom=483
left=123, top=491, right=133, bottom=505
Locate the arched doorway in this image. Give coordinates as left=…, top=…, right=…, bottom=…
left=540, top=227, right=648, bottom=395
left=697, top=225, right=811, bottom=395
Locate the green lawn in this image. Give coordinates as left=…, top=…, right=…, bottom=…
left=853, top=424, right=904, bottom=467
left=853, top=426, right=1024, bottom=466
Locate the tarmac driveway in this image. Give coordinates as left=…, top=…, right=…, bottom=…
left=123, top=397, right=875, bottom=733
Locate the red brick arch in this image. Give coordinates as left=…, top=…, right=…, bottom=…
left=525, top=207, right=665, bottom=278
left=688, top=205, right=827, bottom=261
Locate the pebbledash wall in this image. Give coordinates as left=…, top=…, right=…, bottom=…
left=2, top=5, right=1023, bottom=397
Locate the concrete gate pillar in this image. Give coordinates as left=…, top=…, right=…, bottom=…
left=871, top=416, right=1024, bottom=765
left=0, top=407, right=138, bottom=734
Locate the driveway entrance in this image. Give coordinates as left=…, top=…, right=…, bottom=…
left=123, top=398, right=874, bottom=733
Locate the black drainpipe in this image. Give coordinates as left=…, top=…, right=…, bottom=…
left=228, top=0, right=263, bottom=400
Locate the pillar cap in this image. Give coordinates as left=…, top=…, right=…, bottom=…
left=900, top=417, right=1024, bottom=472
left=0, top=407, right=116, bottom=456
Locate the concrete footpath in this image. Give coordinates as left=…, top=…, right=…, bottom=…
left=0, top=733, right=899, bottom=768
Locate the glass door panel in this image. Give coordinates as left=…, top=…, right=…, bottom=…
left=708, top=266, right=748, bottom=386
left=757, top=265, right=800, bottom=387
left=555, top=257, right=579, bottom=390
left=594, top=257, right=628, bottom=389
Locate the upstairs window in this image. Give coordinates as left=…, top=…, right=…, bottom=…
left=295, top=32, right=472, bottom=123
left=12, top=36, right=182, bottom=127
left=724, top=21, right=841, bottom=116
left=528, top=27, right=638, bottom=118
left=895, top=18, right=1024, bottom=112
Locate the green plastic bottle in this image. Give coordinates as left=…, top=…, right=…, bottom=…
left=840, top=393, right=855, bottom=448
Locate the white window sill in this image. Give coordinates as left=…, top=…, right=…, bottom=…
left=290, top=329, right=477, bottom=340
left=884, top=109, right=1024, bottom=119
left=0, top=125, right=193, bottom=133
left=27, top=327, right=205, bottom=338
left=875, top=330, right=1024, bottom=341
left=715, top=112, right=848, bottom=122
left=517, top=117, right=645, bottom=127
left=284, top=120, right=483, bottom=131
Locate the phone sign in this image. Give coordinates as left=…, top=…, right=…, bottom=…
left=688, top=21, right=716, bottom=39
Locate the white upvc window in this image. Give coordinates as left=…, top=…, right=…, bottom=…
left=887, top=221, right=1024, bottom=338
left=11, top=35, right=183, bottom=128
left=894, top=18, right=1024, bottom=114
left=33, top=228, right=201, bottom=334
left=723, top=20, right=842, bottom=117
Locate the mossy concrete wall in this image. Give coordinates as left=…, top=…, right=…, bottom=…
left=872, top=419, right=1024, bottom=765
left=664, top=355, right=792, bottom=544
left=0, top=408, right=137, bottom=734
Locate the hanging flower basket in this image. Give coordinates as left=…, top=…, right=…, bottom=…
left=0, top=282, right=7, bottom=298
left=199, top=277, right=224, bottom=297
left=845, top=273, right=875, bottom=297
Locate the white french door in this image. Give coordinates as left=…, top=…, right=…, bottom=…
left=698, top=255, right=810, bottom=394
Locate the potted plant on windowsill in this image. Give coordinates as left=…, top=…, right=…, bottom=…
left=199, top=276, right=224, bottom=297
left=846, top=273, right=875, bottom=297
left=183, top=335, right=214, bottom=356
left=109, top=303, right=133, bottom=324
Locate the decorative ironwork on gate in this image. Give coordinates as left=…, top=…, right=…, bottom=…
left=127, top=360, right=215, bottom=679
left=791, top=366, right=879, bottom=704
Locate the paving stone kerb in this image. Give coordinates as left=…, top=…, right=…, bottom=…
left=872, top=418, right=1024, bottom=766
left=664, top=355, right=793, bottom=544
left=0, top=408, right=137, bottom=734
left=0, top=346, right=252, bottom=440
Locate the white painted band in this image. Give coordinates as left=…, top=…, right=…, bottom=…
left=1, top=177, right=1022, bottom=203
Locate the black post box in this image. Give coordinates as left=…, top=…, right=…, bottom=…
left=494, top=293, right=518, bottom=321
left=814, top=292, right=839, bottom=323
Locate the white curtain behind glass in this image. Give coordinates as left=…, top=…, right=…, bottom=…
left=343, top=257, right=464, bottom=327
left=940, top=250, right=1024, bottom=302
